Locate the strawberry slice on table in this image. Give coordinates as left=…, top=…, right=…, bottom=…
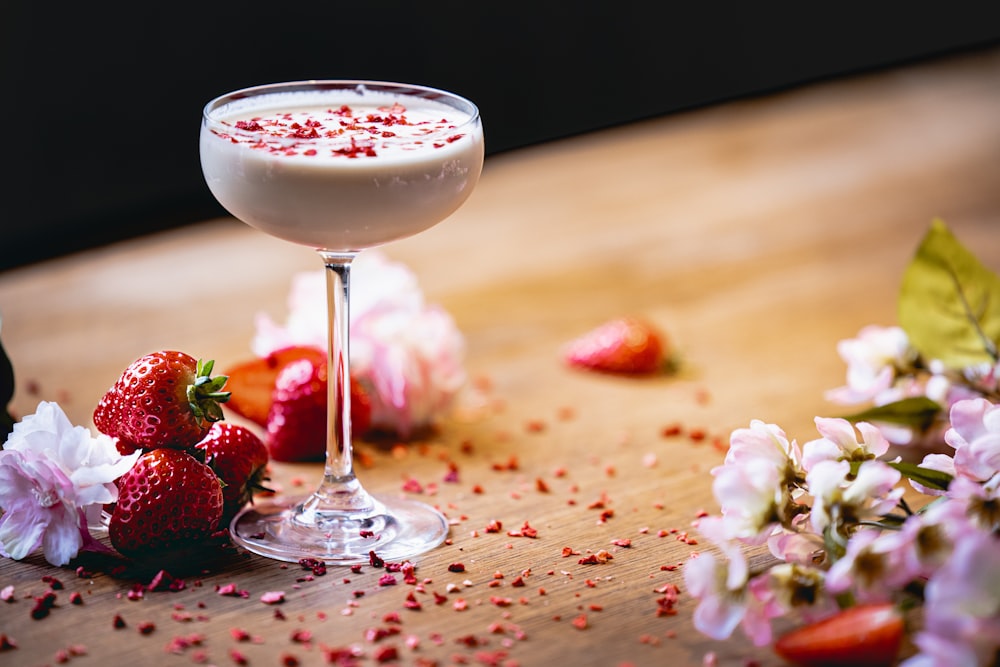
left=562, top=317, right=668, bottom=375
left=224, top=346, right=326, bottom=426
left=264, top=355, right=372, bottom=462
left=774, top=603, right=904, bottom=667
left=94, top=351, right=230, bottom=450
left=195, top=422, right=271, bottom=526
left=109, top=448, right=224, bottom=560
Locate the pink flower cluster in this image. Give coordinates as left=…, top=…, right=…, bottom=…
left=685, top=399, right=1000, bottom=665
left=0, top=402, right=139, bottom=566
left=252, top=251, right=466, bottom=438
left=826, top=324, right=999, bottom=446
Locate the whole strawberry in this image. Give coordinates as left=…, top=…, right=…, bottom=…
left=266, top=357, right=327, bottom=462
left=195, top=422, right=270, bottom=526
left=264, top=356, right=372, bottom=462
left=94, top=351, right=230, bottom=449
left=109, top=448, right=224, bottom=560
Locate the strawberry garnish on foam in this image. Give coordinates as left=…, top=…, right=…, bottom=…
left=562, top=317, right=668, bottom=375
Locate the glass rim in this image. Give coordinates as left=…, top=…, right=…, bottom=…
left=202, top=79, right=481, bottom=139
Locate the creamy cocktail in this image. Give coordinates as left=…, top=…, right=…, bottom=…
left=201, top=84, right=484, bottom=250
left=200, top=81, right=484, bottom=564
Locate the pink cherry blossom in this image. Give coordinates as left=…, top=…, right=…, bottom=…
left=767, top=518, right=823, bottom=564
left=0, top=402, right=139, bottom=566
left=903, top=530, right=1000, bottom=667
left=824, top=529, right=897, bottom=603
left=806, top=459, right=902, bottom=536
left=801, top=417, right=890, bottom=472
left=825, top=325, right=916, bottom=405
left=724, top=419, right=801, bottom=473
left=711, top=458, right=784, bottom=544
left=912, top=452, right=956, bottom=496
left=945, top=473, right=1000, bottom=533
left=684, top=518, right=750, bottom=641
left=748, top=562, right=833, bottom=637
left=944, top=397, right=1000, bottom=482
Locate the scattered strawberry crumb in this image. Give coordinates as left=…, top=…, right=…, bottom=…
left=260, top=591, right=285, bottom=604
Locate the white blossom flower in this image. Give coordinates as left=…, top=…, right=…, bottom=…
left=711, top=457, right=784, bottom=544
left=0, top=402, right=139, bottom=566
left=902, top=530, right=1000, bottom=667
left=807, top=459, right=902, bottom=535
left=801, top=417, right=890, bottom=472
left=685, top=517, right=751, bottom=641
left=825, top=325, right=916, bottom=405
left=945, top=397, right=1000, bottom=482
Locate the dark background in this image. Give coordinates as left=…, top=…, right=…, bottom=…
left=3, top=3, right=999, bottom=272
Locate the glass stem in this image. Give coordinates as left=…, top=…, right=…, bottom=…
left=321, top=251, right=356, bottom=481
left=297, top=250, right=376, bottom=516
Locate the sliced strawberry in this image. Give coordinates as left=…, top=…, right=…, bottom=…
left=224, top=346, right=326, bottom=426
left=265, top=356, right=372, bottom=462
left=109, top=448, right=224, bottom=560
left=774, top=603, right=904, bottom=667
left=563, top=317, right=667, bottom=375
left=94, top=351, right=230, bottom=449
left=195, top=422, right=270, bottom=526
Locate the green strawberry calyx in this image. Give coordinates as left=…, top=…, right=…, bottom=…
left=186, top=359, right=231, bottom=424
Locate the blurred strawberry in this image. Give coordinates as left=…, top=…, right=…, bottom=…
left=94, top=351, right=229, bottom=449
left=224, top=346, right=326, bottom=426
left=563, top=317, right=667, bottom=375
left=774, top=603, right=904, bottom=667
left=265, top=355, right=372, bottom=462
left=195, top=422, right=270, bottom=525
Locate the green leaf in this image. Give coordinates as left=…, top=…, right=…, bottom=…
left=898, top=219, right=1000, bottom=368
left=886, top=461, right=953, bottom=492
left=840, top=396, right=943, bottom=431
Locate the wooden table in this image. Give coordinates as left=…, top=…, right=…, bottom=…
left=2, top=47, right=999, bottom=667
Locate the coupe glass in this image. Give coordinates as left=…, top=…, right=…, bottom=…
left=200, top=81, right=484, bottom=563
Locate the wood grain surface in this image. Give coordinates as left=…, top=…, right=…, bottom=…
left=1, top=47, right=999, bottom=667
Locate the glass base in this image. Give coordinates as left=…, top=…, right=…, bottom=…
left=229, top=494, right=449, bottom=564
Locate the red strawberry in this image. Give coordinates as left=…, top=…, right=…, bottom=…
left=562, top=317, right=667, bottom=375
left=265, top=358, right=327, bottom=462
left=109, top=448, right=224, bottom=560
left=774, top=603, right=904, bottom=667
left=195, top=422, right=270, bottom=526
left=224, top=346, right=326, bottom=426
left=94, top=351, right=230, bottom=449
left=265, top=356, right=372, bottom=462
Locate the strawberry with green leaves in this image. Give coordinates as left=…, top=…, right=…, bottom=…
left=94, top=351, right=230, bottom=450
left=195, top=422, right=270, bottom=525
left=109, top=447, right=224, bottom=560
